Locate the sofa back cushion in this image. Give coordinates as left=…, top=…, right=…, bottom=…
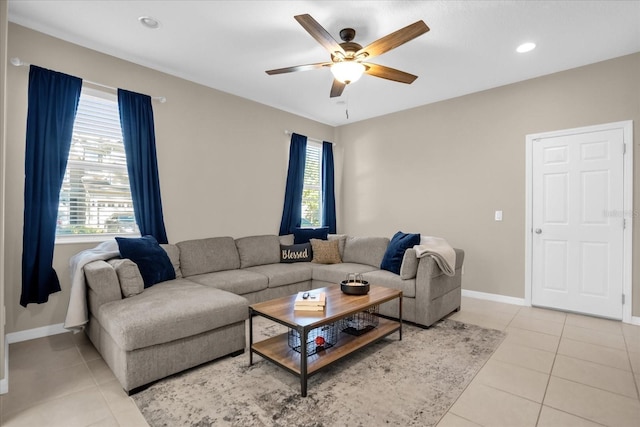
left=177, top=237, right=240, bottom=276
left=342, top=236, right=390, bottom=268
left=235, top=235, right=281, bottom=268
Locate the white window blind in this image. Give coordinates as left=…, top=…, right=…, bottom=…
left=301, top=141, right=323, bottom=227
left=56, top=89, right=139, bottom=236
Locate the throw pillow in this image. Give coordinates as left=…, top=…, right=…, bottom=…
left=310, top=238, right=342, bottom=264
left=380, top=231, right=421, bottom=275
left=399, top=248, right=419, bottom=280
left=116, top=235, right=176, bottom=288
left=293, top=227, right=329, bottom=244
left=328, top=234, right=347, bottom=259
left=160, top=243, right=182, bottom=279
left=108, top=258, right=144, bottom=297
left=280, top=243, right=312, bottom=263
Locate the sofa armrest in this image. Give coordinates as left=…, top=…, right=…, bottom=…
left=414, top=248, right=465, bottom=326
left=84, top=260, right=122, bottom=316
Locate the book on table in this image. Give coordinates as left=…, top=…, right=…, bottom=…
left=294, top=291, right=326, bottom=311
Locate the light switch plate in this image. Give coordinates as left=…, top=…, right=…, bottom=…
left=495, top=210, right=503, bottom=221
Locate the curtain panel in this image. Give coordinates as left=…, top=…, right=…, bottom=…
left=279, top=133, right=307, bottom=235
left=117, top=89, right=168, bottom=244
left=21, top=66, right=82, bottom=306
left=322, top=141, right=337, bottom=234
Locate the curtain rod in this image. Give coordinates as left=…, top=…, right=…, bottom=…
left=10, top=57, right=167, bottom=103
left=284, top=130, right=336, bottom=146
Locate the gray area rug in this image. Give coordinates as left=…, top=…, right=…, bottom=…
left=133, top=317, right=505, bottom=427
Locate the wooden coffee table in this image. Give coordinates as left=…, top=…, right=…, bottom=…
left=249, top=284, right=402, bottom=397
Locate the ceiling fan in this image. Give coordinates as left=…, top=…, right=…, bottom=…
left=266, top=14, right=430, bottom=98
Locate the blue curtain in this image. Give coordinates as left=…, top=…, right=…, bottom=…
left=21, top=66, right=82, bottom=306
left=322, top=141, right=337, bottom=234
left=279, top=133, right=307, bottom=235
left=117, top=89, right=168, bottom=244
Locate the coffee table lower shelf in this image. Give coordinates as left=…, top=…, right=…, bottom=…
left=251, top=317, right=400, bottom=384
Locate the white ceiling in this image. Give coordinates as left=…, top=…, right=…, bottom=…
left=8, top=1, right=640, bottom=126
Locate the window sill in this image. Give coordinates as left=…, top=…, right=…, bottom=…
left=55, top=233, right=140, bottom=245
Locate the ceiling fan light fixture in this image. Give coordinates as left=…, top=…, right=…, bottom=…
left=331, top=61, right=365, bottom=84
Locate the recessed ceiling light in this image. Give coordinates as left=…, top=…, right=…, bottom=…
left=516, top=42, right=536, bottom=53
left=138, top=16, right=160, bottom=29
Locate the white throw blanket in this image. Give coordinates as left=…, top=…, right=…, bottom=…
left=64, top=239, right=121, bottom=332
left=413, top=236, right=456, bottom=277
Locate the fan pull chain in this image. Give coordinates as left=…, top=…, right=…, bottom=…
left=345, top=93, right=350, bottom=119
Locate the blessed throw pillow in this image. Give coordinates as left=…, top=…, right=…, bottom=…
left=380, top=231, right=421, bottom=275
left=116, top=235, right=176, bottom=288
left=310, top=238, right=342, bottom=264
left=293, top=227, right=329, bottom=244
left=280, top=243, right=312, bottom=263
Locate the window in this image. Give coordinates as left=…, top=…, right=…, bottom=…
left=56, top=88, right=138, bottom=236
left=301, top=141, right=323, bottom=227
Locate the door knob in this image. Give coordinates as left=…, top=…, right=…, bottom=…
left=534, top=228, right=542, bottom=234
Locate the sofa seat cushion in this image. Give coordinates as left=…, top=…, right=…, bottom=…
left=245, top=263, right=312, bottom=288
left=311, top=262, right=378, bottom=284
left=362, top=270, right=416, bottom=298
left=97, top=279, right=248, bottom=351
left=187, top=269, right=268, bottom=295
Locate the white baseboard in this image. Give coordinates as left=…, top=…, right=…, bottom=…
left=462, top=289, right=640, bottom=326
left=6, top=323, right=67, bottom=344
left=462, top=289, right=527, bottom=306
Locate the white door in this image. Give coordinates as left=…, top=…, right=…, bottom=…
left=531, top=127, right=625, bottom=319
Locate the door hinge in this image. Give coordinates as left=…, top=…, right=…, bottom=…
left=622, top=294, right=626, bottom=305
left=623, top=218, right=626, bottom=229
left=623, top=143, right=626, bottom=155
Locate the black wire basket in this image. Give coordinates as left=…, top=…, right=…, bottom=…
left=340, top=305, right=380, bottom=336
left=288, top=323, right=339, bottom=356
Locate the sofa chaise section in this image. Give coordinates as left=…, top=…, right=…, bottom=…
left=84, top=259, right=248, bottom=393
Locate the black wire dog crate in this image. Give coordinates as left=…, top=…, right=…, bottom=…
left=340, top=305, right=380, bottom=336
left=288, top=323, right=339, bottom=356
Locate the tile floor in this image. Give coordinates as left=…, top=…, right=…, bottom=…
left=1, top=296, right=639, bottom=426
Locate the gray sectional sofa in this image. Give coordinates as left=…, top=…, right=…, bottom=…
left=82, top=233, right=464, bottom=393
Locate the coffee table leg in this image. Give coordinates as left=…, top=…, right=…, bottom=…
left=299, top=326, right=308, bottom=397
left=249, top=308, right=254, bottom=365
left=399, top=295, right=403, bottom=341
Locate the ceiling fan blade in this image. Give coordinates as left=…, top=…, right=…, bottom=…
left=356, top=20, right=429, bottom=59
left=294, top=14, right=345, bottom=56
left=364, top=63, right=418, bottom=84
left=266, top=62, right=331, bottom=75
left=330, top=79, right=346, bottom=98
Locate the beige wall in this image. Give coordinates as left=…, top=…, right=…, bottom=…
left=4, top=24, right=338, bottom=333
left=337, top=53, right=640, bottom=316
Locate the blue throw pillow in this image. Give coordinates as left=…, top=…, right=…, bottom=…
left=116, top=235, right=176, bottom=288
left=380, top=231, right=421, bottom=275
left=293, top=227, right=329, bottom=244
